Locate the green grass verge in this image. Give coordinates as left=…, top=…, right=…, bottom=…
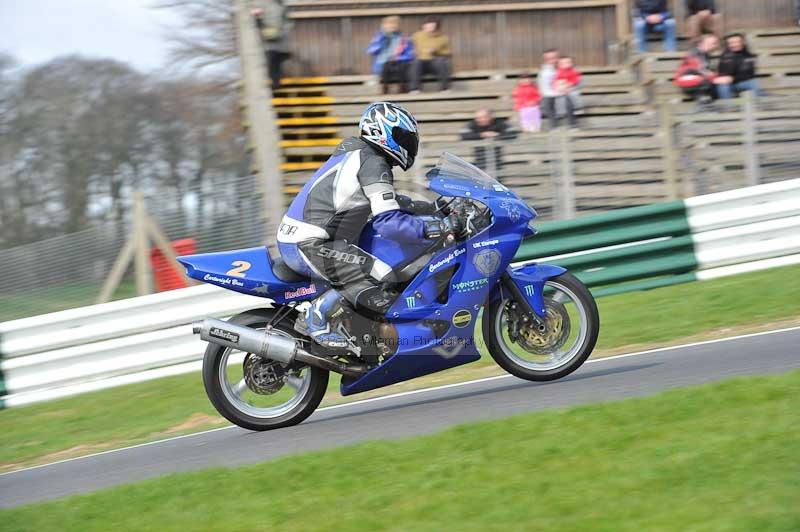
left=3, top=370, right=799, bottom=530
left=2, top=263, right=800, bottom=471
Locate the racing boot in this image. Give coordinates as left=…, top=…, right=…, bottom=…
left=304, top=288, right=349, bottom=348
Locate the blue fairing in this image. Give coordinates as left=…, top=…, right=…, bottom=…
left=500, top=263, right=568, bottom=317
left=177, top=247, right=328, bottom=304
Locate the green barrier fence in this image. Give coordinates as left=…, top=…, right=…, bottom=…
left=516, top=200, right=697, bottom=296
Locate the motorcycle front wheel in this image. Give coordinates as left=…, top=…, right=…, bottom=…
left=202, top=309, right=329, bottom=431
left=483, top=272, right=599, bottom=381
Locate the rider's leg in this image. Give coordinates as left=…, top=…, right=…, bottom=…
left=297, top=240, right=395, bottom=347
left=342, top=282, right=397, bottom=314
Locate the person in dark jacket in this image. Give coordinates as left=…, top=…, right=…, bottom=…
left=460, top=109, right=515, bottom=172
left=716, top=33, right=764, bottom=99
left=634, top=0, right=677, bottom=52
left=686, top=0, right=721, bottom=40
left=251, top=0, right=291, bottom=89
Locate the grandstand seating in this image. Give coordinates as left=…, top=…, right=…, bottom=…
left=265, top=9, right=800, bottom=218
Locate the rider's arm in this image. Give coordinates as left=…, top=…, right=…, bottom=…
left=359, top=158, right=439, bottom=243
left=396, top=194, right=437, bottom=215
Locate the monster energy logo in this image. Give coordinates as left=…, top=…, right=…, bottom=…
left=524, top=284, right=535, bottom=297
left=406, top=296, right=416, bottom=308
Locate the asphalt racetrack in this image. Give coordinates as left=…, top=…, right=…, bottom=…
left=2, top=327, right=799, bottom=508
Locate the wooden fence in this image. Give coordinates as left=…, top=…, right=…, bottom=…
left=283, top=0, right=628, bottom=75
left=280, top=0, right=798, bottom=76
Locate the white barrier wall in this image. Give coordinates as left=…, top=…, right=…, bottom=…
left=0, top=285, right=270, bottom=408
left=2, top=178, right=800, bottom=409
left=686, top=179, right=800, bottom=271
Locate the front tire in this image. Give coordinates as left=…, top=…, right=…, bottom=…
left=202, top=309, right=329, bottom=431
left=483, top=272, right=599, bottom=381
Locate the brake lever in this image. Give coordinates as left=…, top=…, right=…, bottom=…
left=462, top=211, right=476, bottom=238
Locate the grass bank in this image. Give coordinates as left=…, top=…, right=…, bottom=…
left=2, top=263, right=800, bottom=471
left=3, top=370, right=799, bottom=530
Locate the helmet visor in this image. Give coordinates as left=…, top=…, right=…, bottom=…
left=392, top=126, right=419, bottom=161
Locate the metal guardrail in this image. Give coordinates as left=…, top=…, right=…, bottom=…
left=1, top=178, right=799, bottom=409
left=0, top=284, right=267, bottom=408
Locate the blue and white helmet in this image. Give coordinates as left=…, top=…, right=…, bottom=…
left=359, top=102, right=419, bottom=171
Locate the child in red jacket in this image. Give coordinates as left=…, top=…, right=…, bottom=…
left=554, top=57, right=581, bottom=91
left=552, top=56, right=583, bottom=128
left=513, top=73, right=542, bottom=133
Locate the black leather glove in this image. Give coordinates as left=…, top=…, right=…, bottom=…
left=397, top=194, right=437, bottom=215
left=422, top=217, right=445, bottom=239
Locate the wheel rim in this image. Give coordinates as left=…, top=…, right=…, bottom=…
left=493, top=280, right=589, bottom=372
left=218, top=326, right=312, bottom=419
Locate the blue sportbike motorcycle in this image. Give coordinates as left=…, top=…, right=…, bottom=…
left=182, top=154, right=599, bottom=431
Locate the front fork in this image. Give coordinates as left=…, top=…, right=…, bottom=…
left=500, top=272, right=548, bottom=330
left=498, top=263, right=568, bottom=332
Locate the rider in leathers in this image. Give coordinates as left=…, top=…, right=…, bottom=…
left=277, top=103, right=442, bottom=347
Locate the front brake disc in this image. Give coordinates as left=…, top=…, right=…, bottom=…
left=515, top=300, right=571, bottom=355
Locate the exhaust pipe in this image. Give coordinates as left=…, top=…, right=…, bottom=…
left=193, top=318, right=368, bottom=378
left=193, top=317, right=298, bottom=364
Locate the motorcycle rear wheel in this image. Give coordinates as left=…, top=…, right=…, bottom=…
left=483, top=272, right=599, bottom=381
left=202, top=309, right=329, bottom=431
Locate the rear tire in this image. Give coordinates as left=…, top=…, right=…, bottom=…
left=483, top=272, right=599, bottom=381
left=202, top=309, right=329, bottom=431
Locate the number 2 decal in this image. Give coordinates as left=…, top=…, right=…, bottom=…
left=226, top=260, right=252, bottom=278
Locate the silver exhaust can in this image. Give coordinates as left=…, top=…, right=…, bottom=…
left=192, top=317, right=297, bottom=365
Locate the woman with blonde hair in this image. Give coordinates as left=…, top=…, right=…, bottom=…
left=367, top=15, right=416, bottom=93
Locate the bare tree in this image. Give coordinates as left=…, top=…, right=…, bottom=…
left=0, top=54, right=23, bottom=245
left=153, top=0, right=239, bottom=78
left=0, top=54, right=247, bottom=248
left=14, top=57, right=146, bottom=233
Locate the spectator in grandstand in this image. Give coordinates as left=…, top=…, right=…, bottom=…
left=409, top=17, right=452, bottom=93
left=716, top=33, right=765, bottom=99
left=460, top=109, right=514, bottom=172
left=686, top=0, right=722, bottom=41
left=673, top=33, right=720, bottom=102
left=553, top=55, right=582, bottom=130
left=251, top=0, right=291, bottom=89
left=538, top=49, right=562, bottom=130
left=633, top=0, right=677, bottom=52
left=513, top=73, right=542, bottom=133
left=367, top=16, right=416, bottom=94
